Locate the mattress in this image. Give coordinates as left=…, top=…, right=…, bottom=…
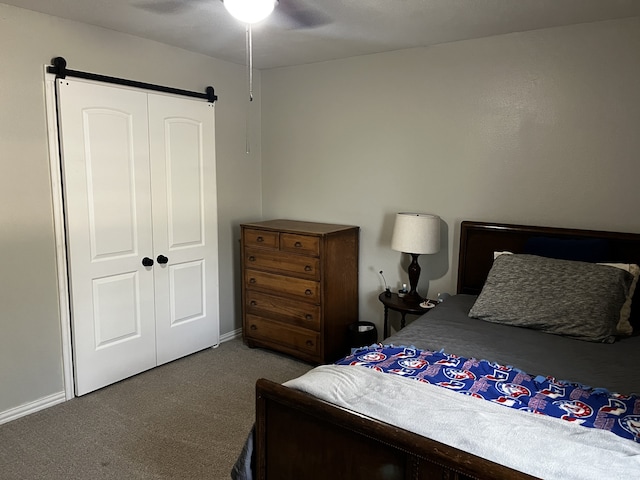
left=386, top=294, right=640, bottom=395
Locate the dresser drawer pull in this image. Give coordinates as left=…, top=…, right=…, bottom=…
left=304, top=265, right=312, bottom=272
left=256, top=236, right=264, bottom=243
left=249, top=278, right=256, bottom=284
left=250, top=324, right=257, bottom=330
left=248, top=255, right=256, bottom=262
left=250, top=300, right=257, bottom=306
left=305, top=289, right=313, bottom=296
left=306, top=340, right=314, bottom=347
left=294, top=241, right=302, bottom=248
left=305, top=314, right=313, bottom=320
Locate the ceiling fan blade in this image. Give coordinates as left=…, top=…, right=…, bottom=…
left=276, top=0, right=331, bottom=29
left=135, top=0, right=206, bottom=15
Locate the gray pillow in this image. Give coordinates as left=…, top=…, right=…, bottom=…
left=468, top=254, right=634, bottom=343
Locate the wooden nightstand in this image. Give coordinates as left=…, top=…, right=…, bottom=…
left=378, top=292, right=434, bottom=339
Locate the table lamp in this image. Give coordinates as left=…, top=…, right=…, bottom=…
left=391, top=213, right=440, bottom=301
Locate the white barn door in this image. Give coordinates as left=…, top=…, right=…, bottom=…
left=57, top=79, right=219, bottom=396
left=148, top=93, right=220, bottom=365
left=58, top=80, right=157, bottom=396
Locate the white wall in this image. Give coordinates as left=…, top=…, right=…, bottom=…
left=0, top=4, right=261, bottom=416
left=261, top=18, right=640, bottom=333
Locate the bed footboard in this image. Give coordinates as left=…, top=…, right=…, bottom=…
left=255, top=378, right=536, bottom=480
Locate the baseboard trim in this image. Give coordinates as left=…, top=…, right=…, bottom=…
left=219, top=328, right=242, bottom=343
left=0, top=391, right=66, bottom=425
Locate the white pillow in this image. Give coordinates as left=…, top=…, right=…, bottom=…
left=599, top=263, right=639, bottom=336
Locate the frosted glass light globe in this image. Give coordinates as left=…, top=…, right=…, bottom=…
left=223, top=0, right=276, bottom=24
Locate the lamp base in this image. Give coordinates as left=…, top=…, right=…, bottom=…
left=403, top=291, right=424, bottom=303
left=407, top=253, right=423, bottom=300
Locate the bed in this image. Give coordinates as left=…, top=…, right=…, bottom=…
left=233, top=220, right=640, bottom=480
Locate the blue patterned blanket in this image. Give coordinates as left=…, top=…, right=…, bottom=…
left=335, top=345, right=640, bottom=443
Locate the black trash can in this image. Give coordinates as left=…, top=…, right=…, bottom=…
left=347, top=321, right=378, bottom=348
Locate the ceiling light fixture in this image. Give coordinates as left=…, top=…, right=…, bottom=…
left=223, top=0, right=277, bottom=24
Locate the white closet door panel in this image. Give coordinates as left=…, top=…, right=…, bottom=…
left=166, top=120, right=202, bottom=246
left=93, top=272, right=142, bottom=346
left=170, top=261, right=204, bottom=322
left=57, top=79, right=156, bottom=395
left=148, top=93, right=219, bottom=365
left=84, top=111, right=137, bottom=258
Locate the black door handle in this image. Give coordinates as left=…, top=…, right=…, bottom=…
left=142, top=257, right=154, bottom=267
left=157, top=255, right=169, bottom=265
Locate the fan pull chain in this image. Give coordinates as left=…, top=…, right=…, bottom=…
left=245, top=23, right=253, bottom=154
left=247, top=23, right=254, bottom=102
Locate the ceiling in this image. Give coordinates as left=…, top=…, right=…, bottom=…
left=5, top=0, right=640, bottom=69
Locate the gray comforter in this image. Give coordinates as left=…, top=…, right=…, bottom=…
left=389, top=294, right=640, bottom=394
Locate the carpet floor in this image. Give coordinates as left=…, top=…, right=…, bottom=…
left=0, top=338, right=312, bottom=479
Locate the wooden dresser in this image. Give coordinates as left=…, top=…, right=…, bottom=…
left=241, top=219, right=359, bottom=363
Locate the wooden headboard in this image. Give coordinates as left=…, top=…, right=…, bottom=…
left=457, top=221, right=640, bottom=330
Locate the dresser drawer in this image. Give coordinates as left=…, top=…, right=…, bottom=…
left=245, top=269, right=320, bottom=303
left=244, top=247, right=320, bottom=280
left=244, top=228, right=279, bottom=249
left=281, top=233, right=320, bottom=256
left=245, top=291, right=321, bottom=331
left=245, top=314, right=320, bottom=356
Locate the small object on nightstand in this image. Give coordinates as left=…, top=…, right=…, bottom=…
left=437, top=292, right=450, bottom=303
left=379, top=270, right=392, bottom=297
left=397, top=284, right=408, bottom=298
left=378, top=292, right=434, bottom=339
left=420, top=300, right=436, bottom=309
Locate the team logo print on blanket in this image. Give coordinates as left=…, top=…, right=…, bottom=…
left=336, top=345, right=640, bottom=443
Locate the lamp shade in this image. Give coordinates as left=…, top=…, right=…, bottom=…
left=223, top=0, right=276, bottom=24
left=391, top=213, right=440, bottom=255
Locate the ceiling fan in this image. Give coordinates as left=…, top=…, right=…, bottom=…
left=135, top=0, right=329, bottom=153
left=135, top=0, right=330, bottom=29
